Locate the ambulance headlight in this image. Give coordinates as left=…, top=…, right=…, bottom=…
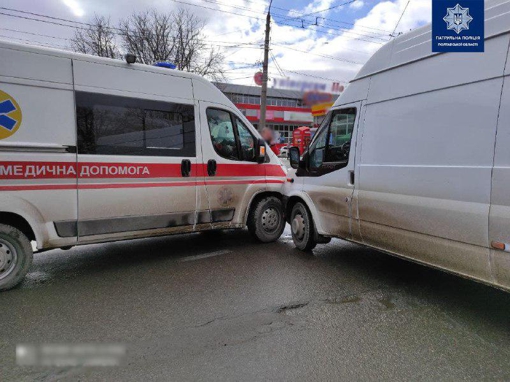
left=125, top=53, right=137, bottom=64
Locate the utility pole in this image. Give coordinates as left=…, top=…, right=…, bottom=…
left=259, top=0, right=273, bottom=132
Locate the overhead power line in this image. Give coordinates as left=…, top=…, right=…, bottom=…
left=272, top=43, right=363, bottom=65
left=0, top=27, right=70, bottom=40
left=392, top=0, right=412, bottom=37
left=284, top=0, right=358, bottom=20
left=270, top=69, right=348, bottom=84
left=0, top=4, right=389, bottom=46
left=0, top=34, right=66, bottom=49
left=170, top=0, right=388, bottom=42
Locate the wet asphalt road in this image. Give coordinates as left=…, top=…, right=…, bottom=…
left=1, top=227, right=510, bottom=381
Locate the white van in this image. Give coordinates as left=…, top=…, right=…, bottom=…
left=0, top=41, right=287, bottom=290
left=285, top=0, right=510, bottom=291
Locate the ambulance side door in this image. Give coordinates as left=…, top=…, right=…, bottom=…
left=199, top=102, right=264, bottom=228
left=67, top=60, right=199, bottom=242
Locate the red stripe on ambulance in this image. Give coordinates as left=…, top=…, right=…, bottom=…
left=0, top=161, right=286, bottom=180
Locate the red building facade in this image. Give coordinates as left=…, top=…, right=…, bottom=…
left=214, top=83, right=313, bottom=143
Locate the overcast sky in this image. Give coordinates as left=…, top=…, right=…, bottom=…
left=0, top=0, right=432, bottom=87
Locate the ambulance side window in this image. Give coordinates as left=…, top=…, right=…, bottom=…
left=76, top=92, right=195, bottom=157
left=207, top=109, right=239, bottom=160
left=206, top=108, right=257, bottom=162
left=234, top=117, right=256, bottom=162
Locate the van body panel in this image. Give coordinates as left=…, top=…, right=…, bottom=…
left=0, top=75, right=75, bottom=147
left=73, top=60, right=194, bottom=101
left=507, top=43, right=510, bottom=76
left=353, top=0, right=510, bottom=82
left=490, top=74, right=510, bottom=288
left=368, top=34, right=510, bottom=105
left=486, top=0, right=510, bottom=38
left=191, top=78, right=236, bottom=106
left=0, top=46, right=73, bottom=85
left=336, top=78, right=370, bottom=105
left=0, top=194, right=49, bottom=247
left=357, top=77, right=502, bottom=277
left=0, top=46, right=77, bottom=249
left=389, top=27, right=433, bottom=69
left=361, top=221, right=492, bottom=283
left=354, top=41, right=395, bottom=81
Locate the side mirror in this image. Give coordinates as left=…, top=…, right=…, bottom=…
left=289, top=147, right=301, bottom=169
left=256, top=138, right=266, bottom=164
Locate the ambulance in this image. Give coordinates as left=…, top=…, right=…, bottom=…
left=285, top=0, right=510, bottom=291
left=0, top=40, right=287, bottom=291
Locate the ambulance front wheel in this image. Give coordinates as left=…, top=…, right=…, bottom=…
left=248, top=196, right=286, bottom=243
left=290, top=202, right=317, bottom=251
left=0, top=224, right=33, bottom=291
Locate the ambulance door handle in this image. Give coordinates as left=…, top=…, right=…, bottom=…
left=207, top=159, right=217, bottom=176
left=181, top=159, right=191, bottom=177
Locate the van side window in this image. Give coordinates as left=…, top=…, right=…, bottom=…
left=308, top=108, right=356, bottom=171
left=76, top=92, right=196, bottom=157
left=206, top=108, right=258, bottom=162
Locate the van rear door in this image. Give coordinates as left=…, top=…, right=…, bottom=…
left=0, top=45, right=78, bottom=249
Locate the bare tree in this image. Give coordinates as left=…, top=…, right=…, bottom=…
left=70, top=15, right=120, bottom=59
left=118, top=10, right=174, bottom=65
left=119, top=8, right=225, bottom=80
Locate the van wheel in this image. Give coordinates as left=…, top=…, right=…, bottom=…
left=291, top=203, right=317, bottom=251
left=248, top=196, right=285, bottom=243
left=0, top=224, right=33, bottom=291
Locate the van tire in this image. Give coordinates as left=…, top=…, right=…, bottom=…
left=290, top=202, right=317, bottom=251
left=248, top=196, right=285, bottom=243
left=0, top=224, right=33, bottom=291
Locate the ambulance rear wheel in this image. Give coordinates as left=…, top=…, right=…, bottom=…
left=0, top=224, right=33, bottom=291
left=248, top=196, right=285, bottom=243
left=291, top=202, right=317, bottom=251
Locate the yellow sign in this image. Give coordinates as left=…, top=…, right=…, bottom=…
left=0, top=90, right=22, bottom=140
left=311, top=102, right=334, bottom=117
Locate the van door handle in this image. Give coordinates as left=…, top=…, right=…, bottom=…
left=207, top=159, right=217, bottom=176
left=349, top=170, right=355, bottom=185
left=181, top=159, right=191, bottom=177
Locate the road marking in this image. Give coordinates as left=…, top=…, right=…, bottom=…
left=180, top=250, right=232, bottom=262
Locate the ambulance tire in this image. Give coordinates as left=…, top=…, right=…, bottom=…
left=248, top=196, right=286, bottom=243
left=0, top=224, right=33, bottom=291
left=290, top=202, right=317, bottom=251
